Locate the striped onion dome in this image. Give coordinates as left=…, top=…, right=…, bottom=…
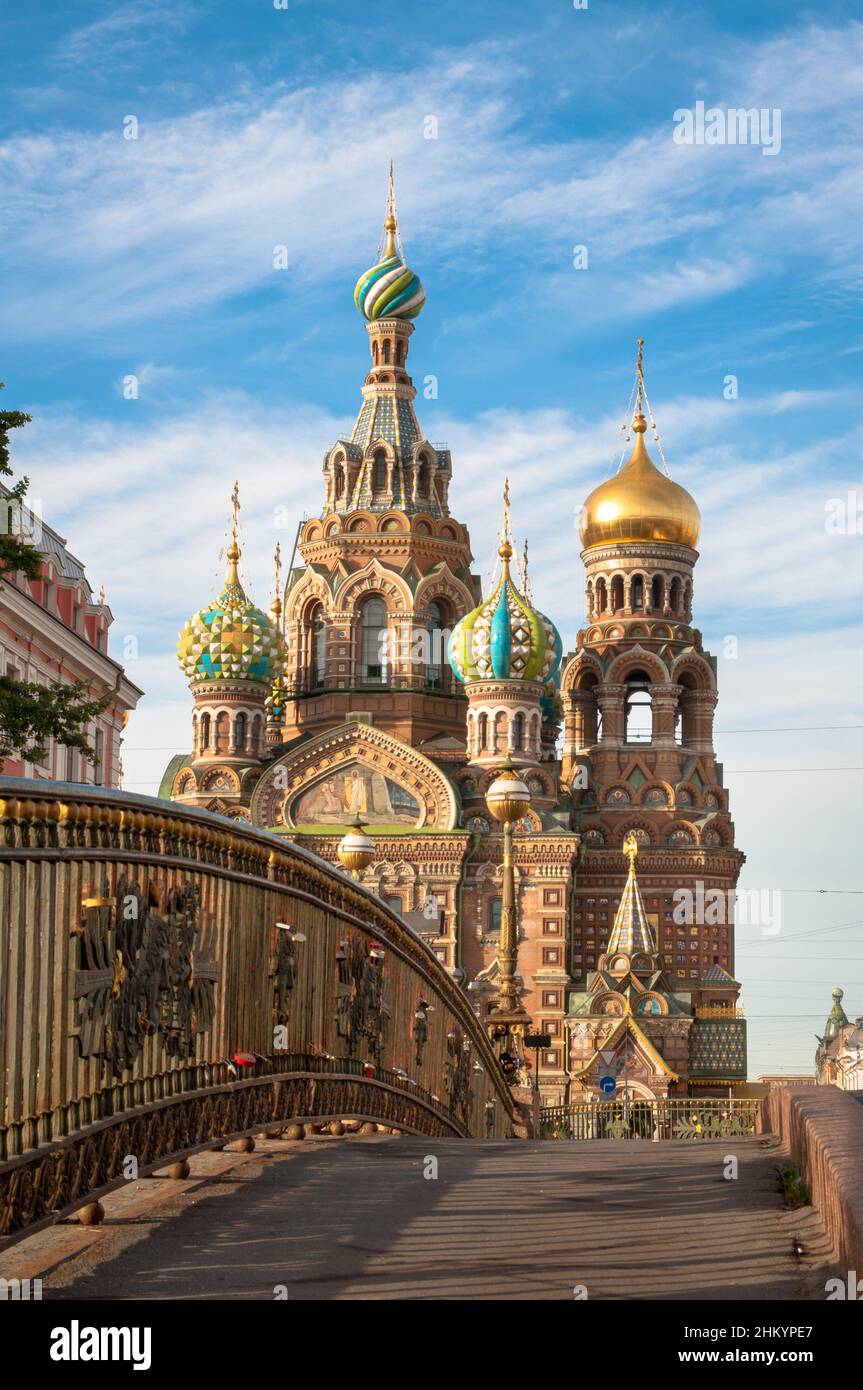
left=448, top=539, right=562, bottom=685
left=353, top=197, right=425, bottom=321
left=177, top=540, right=285, bottom=687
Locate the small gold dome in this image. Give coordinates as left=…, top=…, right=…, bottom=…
left=579, top=416, right=700, bottom=551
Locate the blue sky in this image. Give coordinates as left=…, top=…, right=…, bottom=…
left=3, top=0, right=863, bottom=1078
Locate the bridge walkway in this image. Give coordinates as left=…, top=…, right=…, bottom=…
left=40, top=1135, right=835, bottom=1301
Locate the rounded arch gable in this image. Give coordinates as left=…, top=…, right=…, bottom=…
left=605, top=646, right=671, bottom=685
left=561, top=650, right=604, bottom=694
left=248, top=722, right=459, bottom=831
left=334, top=560, right=413, bottom=613
left=670, top=651, right=716, bottom=690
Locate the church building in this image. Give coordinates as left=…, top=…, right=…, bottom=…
left=161, top=177, right=748, bottom=1100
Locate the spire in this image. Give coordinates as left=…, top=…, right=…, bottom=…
left=226, top=480, right=241, bottom=585
left=606, top=832, right=656, bottom=956
left=499, top=477, right=513, bottom=565
left=270, top=541, right=283, bottom=630
left=383, top=159, right=398, bottom=260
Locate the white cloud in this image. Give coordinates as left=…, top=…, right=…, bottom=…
left=1, top=21, right=861, bottom=334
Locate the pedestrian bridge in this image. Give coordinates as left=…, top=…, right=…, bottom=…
left=0, top=782, right=514, bottom=1247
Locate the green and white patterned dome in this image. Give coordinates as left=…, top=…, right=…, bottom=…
left=449, top=537, right=562, bottom=686
left=177, top=499, right=285, bottom=687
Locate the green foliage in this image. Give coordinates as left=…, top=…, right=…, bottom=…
left=0, top=382, right=41, bottom=583
left=0, top=382, right=109, bottom=767
left=0, top=676, right=106, bottom=765
left=778, top=1163, right=811, bottom=1208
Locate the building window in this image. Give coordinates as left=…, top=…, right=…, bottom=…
left=478, top=712, right=488, bottom=749
left=360, top=598, right=388, bottom=683
left=542, top=948, right=561, bottom=965
left=544, top=1050, right=559, bottom=1068
left=233, top=712, right=247, bottom=752
left=489, top=898, right=502, bottom=936
left=542, top=991, right=559, bottom=1008
left=544, top=889, right=560, bottom=905
left=513, top=712, right=524, bottom=751
left=543, top=919, right=561, bottom=935
left=372, top=452, right=387, bottom=493
left=64, top=744, right=76, bottom=782
left=426, top=600, right=445, bottom=689
left=311, top=605, right=326, bottom=687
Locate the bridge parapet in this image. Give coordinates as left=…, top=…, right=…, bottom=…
left=760, top=1084, right=863, bottom=1276
left=0, top=781, right=514, bottom=1245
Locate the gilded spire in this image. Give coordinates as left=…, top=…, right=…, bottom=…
left=383, top=159, right=398, bottom=261
left=606, top=832, right=656, bottom=957
left=226, top=480, right=241, bottom=584
left=499, top=477, right=513, bottom=564
left=270, top=541, right=283, bottom=630
left=632, top=337, right=647, bottom=434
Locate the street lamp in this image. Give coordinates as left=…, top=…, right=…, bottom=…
left=337, top=815, right=375, bottom=879
left=484, top=757, right=532, bottom=1080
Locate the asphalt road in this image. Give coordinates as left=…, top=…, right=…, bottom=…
left=49, top=1136, right=833, bottom=1301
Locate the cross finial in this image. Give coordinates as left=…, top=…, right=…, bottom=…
left=498, top=477, right=513, bottom=563
left=383, top=160, right=399, bottom=260
left=226, top=480, right=242, bottom=580
left=271, top=541, right=283, bottom=625
left=623, top=830, right=639, bottom=870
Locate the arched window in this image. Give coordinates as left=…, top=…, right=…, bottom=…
left=625, top=670, right=652, bottom=743
left=632, top=575, right=644, bottom=609
left=361, top=597, right=388, bottom=683
left=372, top=452, right=387, bottom=493
left=200, top=712, right=211, bottom=752
left=513, top=712, right=524, bottom=750
left=334, top=465, right=345, bottom=499
left=234, top=712, right=247, bottom=752
left=383, top=339, right=391, bottom=364
left=489, top=899, right=502, bottom=938
left=575, top=674, right=601, bottom=746
left=651, top=575, right=664, bottom=611
left=677, top=672, right=699, bottom=745
left=373, top=341, right=379, bottom=364
left=417, top=460, right=428, bottom=495
left=669, top=577, right=682, bottom=613
left=596, top=578, right=608, bottom=614
left=478, top=712, right=488, bottom=750
left=610, top=575, right=624, bottom=612
left=310, top=604, right=326, bottom=687
left=426, top=599, right=449, bottom=689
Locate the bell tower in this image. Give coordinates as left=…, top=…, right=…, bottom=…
left=561, top=343, right=747, bottom=1094
left=278, top=166, right=480, bottom=754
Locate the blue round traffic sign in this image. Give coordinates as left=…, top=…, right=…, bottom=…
left=599, top=1075, right=616, bottom=1094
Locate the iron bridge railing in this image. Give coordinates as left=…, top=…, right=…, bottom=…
left=540, top=1098, right=760, bottom=1141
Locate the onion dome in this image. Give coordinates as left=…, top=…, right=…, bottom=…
left=177, top=486, right=285, bottom=686
left=449, top=510, right=562, bottom=685
left=579, top=340, right=700, bottom=551
left=353, top=165, right=426, bottom=322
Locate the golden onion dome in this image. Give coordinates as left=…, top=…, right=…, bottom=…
left=578, top=413, right=700, bottom=551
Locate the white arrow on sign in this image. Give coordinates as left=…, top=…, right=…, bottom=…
left=599, top=1049, right=617, bottom=1065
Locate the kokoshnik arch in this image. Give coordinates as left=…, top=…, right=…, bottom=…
left=163, top=175, right=747, bottom=1102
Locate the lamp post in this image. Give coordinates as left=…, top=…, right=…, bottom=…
left=484, top=757, right=533, bottom=1081
left=337, top=815, right=375, bottom=879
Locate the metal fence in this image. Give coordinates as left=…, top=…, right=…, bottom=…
left=0, top=781, right=513, bottom=1245
left=540, top=1098, right=760, bottom=1141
